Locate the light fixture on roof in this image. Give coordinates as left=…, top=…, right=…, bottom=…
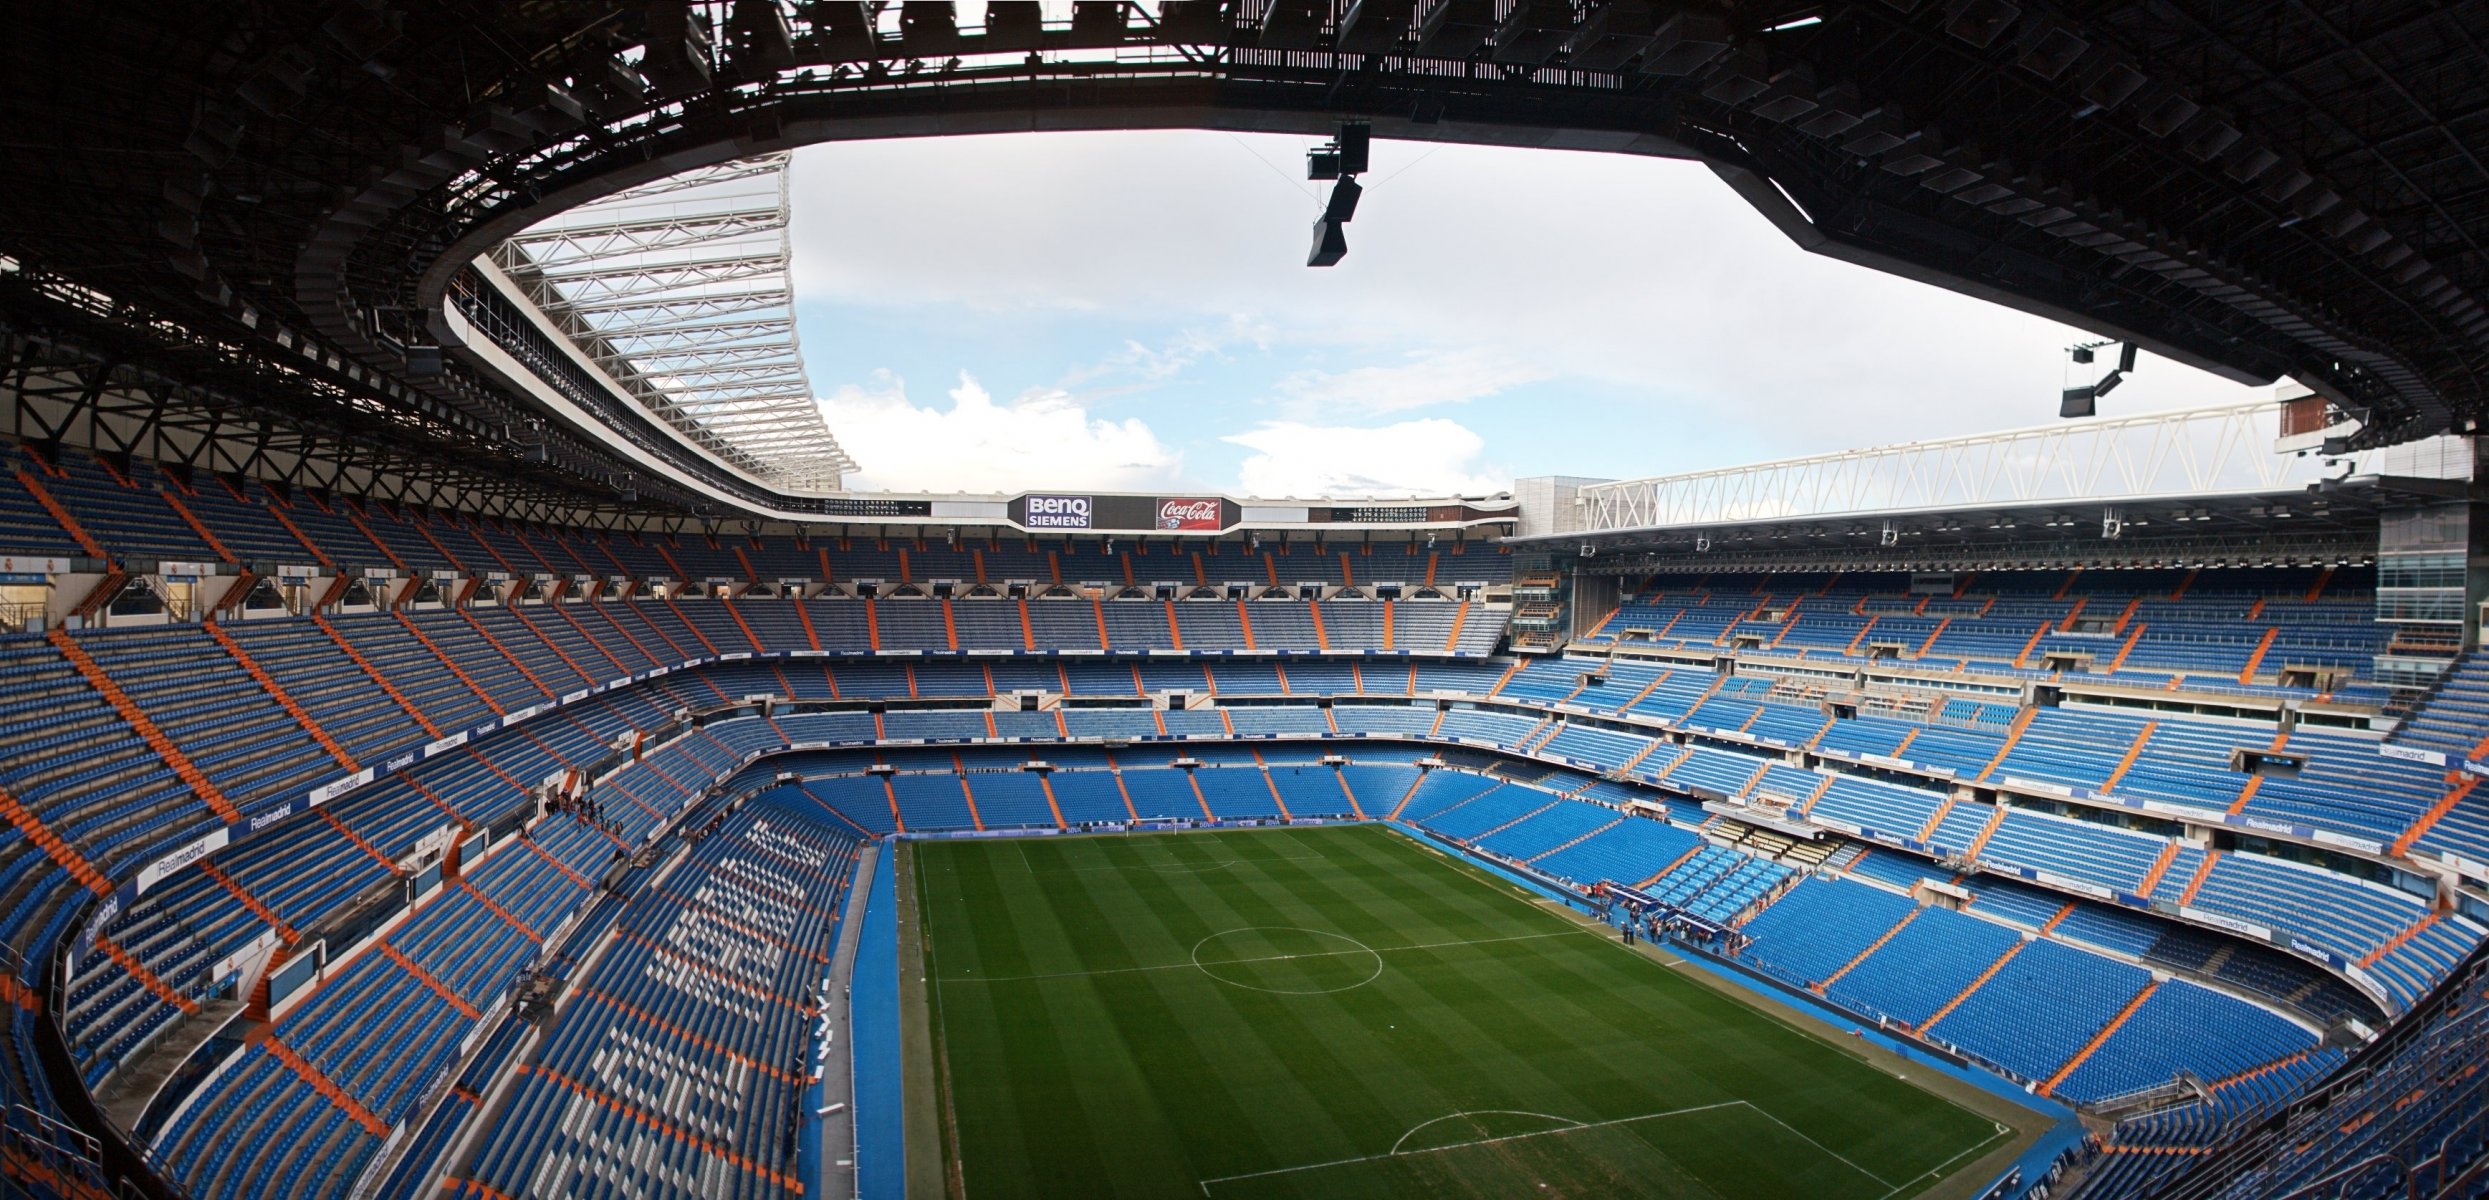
left=1306, top=121, right=1373, bottom=267
left=2060, top=339, right=2138, bottom=417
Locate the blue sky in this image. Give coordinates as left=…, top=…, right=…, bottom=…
left=787, top=130, right=2271, bottom=498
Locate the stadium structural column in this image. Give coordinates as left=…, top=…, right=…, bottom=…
left=953, top=755, right=986, bottom=831
left=547, top=603, right=637, bottom=677
left=2362, top=911, right=2446, bottom=968
left=1529, top=817, right=1623, bottom=863
left=47, top=628, right=243, bottom=822
left=662, top=595, right=726, bottom=656
left=1106, top=753, right=1140, bottom=821
left=1916, top=796, right=1960, bottom=843
left=1798, top=775, right=1835, bottom=816
left=1248, top=749, right=1295, bottom=819
left=13, top=466, right=109, bottom=560
left=206, top=624, right=358, bottom=770
left=1332, top=767, right=1366, bottom=819
left=2040, top=980, right=2159, bottom=1096
left=320, top=809, right=393, bottom=871
left=1037, top=775, right=1067, bottom=829
left=198, top=860, right=298, bottom=943
left=395, top=614, right=505, bottom=715
left=1917, top=942, right=2028, bottom=1033
left=380, top=942, right=481, bottom=1019
left=1386, top=772, right=1428, bottom=820
left=781, top=595, right=819, bottom=651
left=157, top=487, right=236, bottom=565
left=0, top=782, right=111, bottom=894
left=2101, top=722, right=2159, bottom=791
left=2106, top=623, right=2150, bottom=673
left=1962, top=804, right=2011, bottom=861
left=503, top=605, right=604, bottom=689
left=1975, top=709, right=2037, bottom=781
left=2391, top=775, right=2478, bottom=856
left=264, top=1034, right=391, bottom=1135
left=461, top=878, right=542, bottom=943
left=2135, top=842, right=2182, bottom=895
left=458, top=609, right=559, bottom=699
left=1634, top=842, right=1707, bottom=889
left=94, top=933, right=194, bottom=1013
left=261, top=500, right=336, bottom=570
left=721, top=599, right=768, bottom=653
left=2237, top=627, right=2281, bottom=683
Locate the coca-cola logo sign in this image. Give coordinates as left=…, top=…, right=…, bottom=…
left=1156, top=497, right=1222, bottom=530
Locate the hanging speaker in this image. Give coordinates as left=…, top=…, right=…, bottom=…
left=1308, top=217, right=1348, bottom=267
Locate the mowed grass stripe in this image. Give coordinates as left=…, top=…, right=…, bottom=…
left=914, top=824, right=2013, bottom=1199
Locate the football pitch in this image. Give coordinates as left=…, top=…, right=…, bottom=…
left=904, top=824, right=2033, bottom=1200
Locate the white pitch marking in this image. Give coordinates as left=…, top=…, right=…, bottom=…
left=1388, top=1110, right=1584, bottom=1156
left=1195, top=1101, right=1748, bottom=1195
left=1190, top=927, right=1384, bottom=995
left=939, top=929, right=1586, bottom=984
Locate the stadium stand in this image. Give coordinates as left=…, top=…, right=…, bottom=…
left=0, top=449, right=2483, bottom=1200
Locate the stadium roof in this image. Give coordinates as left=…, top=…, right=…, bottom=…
left=1516, top=398, right=2418, bottom=570
left=493, top=153, right=855, bottom=492
left=2, top=2, right=2484, bottom=523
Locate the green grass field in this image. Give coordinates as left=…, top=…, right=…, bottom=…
left=909, top=824, right=2025, bottom=1200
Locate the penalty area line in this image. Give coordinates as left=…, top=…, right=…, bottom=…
left=1195, top=1100, right=1750, bottom=1196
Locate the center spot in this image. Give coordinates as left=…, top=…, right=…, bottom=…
left=1191, top=927, right=1384, bottom=995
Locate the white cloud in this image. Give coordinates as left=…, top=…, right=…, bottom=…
left=1272, top=348, right=1549, bottom=418
left=820, top=371, right=1180, bottom=493
left=790, top=132, right=2269, bottom=479
left=1225, top=419, right=1505, bottom=498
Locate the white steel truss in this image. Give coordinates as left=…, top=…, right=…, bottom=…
left=496, top=153, right=855, bottom=492
left=1578, top=401, right=2323, bottom=532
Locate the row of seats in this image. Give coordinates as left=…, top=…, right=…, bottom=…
left=5, top=445, right=1515, bottom=585
left=458, top=792, right=861, bottom=1200
left=1581, top=569, right=2386, bottom=700
left=1736, top=875, right=2325, bottom=1106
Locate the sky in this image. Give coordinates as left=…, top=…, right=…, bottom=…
left=786, top=130, right=2276, bottom=499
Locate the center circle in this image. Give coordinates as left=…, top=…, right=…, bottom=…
left=1190, top=926, right=1384, bottom=995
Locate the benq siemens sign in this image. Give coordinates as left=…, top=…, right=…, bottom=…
left=1021, top=495, right=1093, bottom=530
left=1008, top=494, right=1241, bottom=533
